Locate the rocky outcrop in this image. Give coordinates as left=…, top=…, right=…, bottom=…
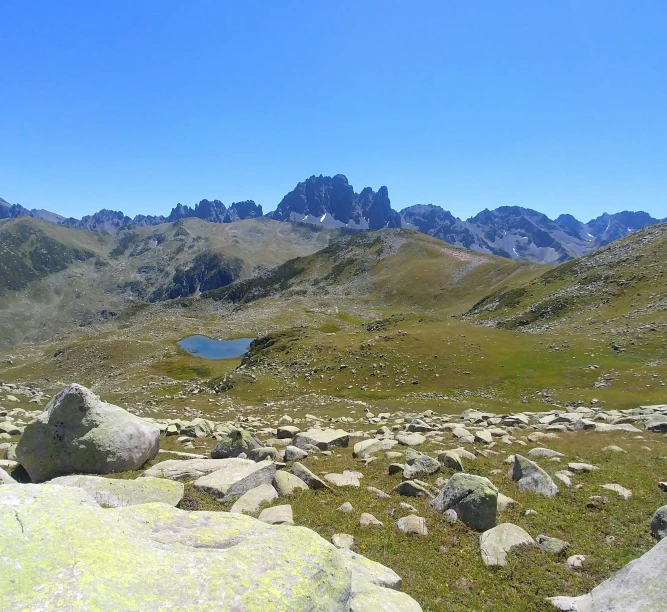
left=16, top=384, right=160, bottom=482
left=0, top=484, right=422, bottom=611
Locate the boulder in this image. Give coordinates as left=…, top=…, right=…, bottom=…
left=430, top=473, right=498, bottom=531
left=510, top=455, right=559, bottom=497
left=396, top=432, right=426, bottom=447
left=46, top=475, right=184, bottom=508
left=403, top=454, right=440, bottom=480
left=258, top=504, right=294, bottom=525
left=143, top=458, right=251, bottom=481
left=332, top=533, right=355, bottom=549
left=16, top=384, right=159, bottom=483
left=284, top=445, right=308, bottom=461
left=193, top=459, right=276, bottom=500
left=438, top=450, right=464, bottom=471
left=211, top=428, right=263, bottom=459
left=651, top=505, right=667, bottom=540
left=480, top=523, right=535, bottom=566
left=276, top=425, right=300, bottom=439
left=325, top=472, right=361, bottom=488
left=293, top=429, right=349, bottom=450
left=353, top=438, right=397, bottom=459
left=0, top=484, right=421, bottom=610
left=231, top=483, right=278, bottom=514
left=291, top=462, right=332, bottom=490
left=392, top=480, right=433, bottom=498
left=396, top=515, right=428, bottom=536
left=536, top=534, right=570, bottom=554
left=273, top=470, right=309, bottom=496
left=549, top=536, right=667, bottom=611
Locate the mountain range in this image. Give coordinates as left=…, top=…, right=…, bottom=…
left=2, top=175, right=664, bottom=263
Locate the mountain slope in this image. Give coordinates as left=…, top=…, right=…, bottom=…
left=465, top=221, right=667, bottom=330
left=207, top=228, right=544, bottom=312
left=0, top=217, right=344, bottom=346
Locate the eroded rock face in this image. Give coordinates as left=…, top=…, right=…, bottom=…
left=549, top=536, right=667, bottom=611
left=16, top=384, right=159, bottom=483
left=0, top=484, right=422, bottom=611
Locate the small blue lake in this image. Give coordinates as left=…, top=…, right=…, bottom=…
left=177, top=335, right=255, bottom=360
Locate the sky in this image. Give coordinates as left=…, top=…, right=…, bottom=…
left=1, top=0, right=666, bottom=221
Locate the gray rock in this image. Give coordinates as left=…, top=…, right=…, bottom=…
left=651, top=505, right=667, bottom=540
left=231, top=482, right=278, bottom=514
left=527, top=447, right=565, bottom=458
left=360, top=512, right=383, bottom=526
left=16, top=384, right=159, bottom=483
left=392, top=480, right=433, bottom=498
left=272, top=470, right=309, bottom=496
left=325, top=472, right=361, bottom=488
left=567, top=554, right=586, bottom=570
left=47, top=475, right=184, bottom=508
left=438, top=450, right=464, bottom=471
left=568, top=462, right=598, bottom=473
left=537, top=534, right=569, bottom=554
left=293, top=429, right=349, bottom=450
left=193, top=459, right=276, bottom=500
left=480, top=523, right=534, bottom=566
left=353, top=438, right=397, bottom=459
left=211, top=428, right=263, bottom=459
left=511, top=455, right=559, bottom=497
left=396, top=432, right=426, bottom=447
left=430, top=473, right=498, bottom=531
left=396, top=515, right=428, bottom=535
left=248, top=447, right=280, bottom=462
left=338, top=502, right=354, bottom=512
left=258, top=504, right=294, bottom=525
left=291, top=462, right=332, bottom=490
left=144, top=458, right=249, bottom=481
left=284, top=445, right=308, bottom=461
left=276, top=425, right=300, bottom=439
left=332, top=533, right=355, bottom=549
left=403, top=454, right=440, bottom=479
left=550, top=538, right=667, bottom=611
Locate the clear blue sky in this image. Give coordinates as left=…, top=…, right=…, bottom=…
left=1, top=1, right=666, bottom=221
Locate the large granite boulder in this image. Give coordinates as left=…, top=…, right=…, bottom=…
left=0, top=484, right=422, bottom=611
left=429, top=473, right=498, bottom=531
left=46, top=475, right=184, bottom=508
left=549, top=536, right=667, bottom=611
left=16, top=384, right=159, bottom=483
left=193, top=459, right=276, bottom=500
left=143, top=458, right=243, bottom=481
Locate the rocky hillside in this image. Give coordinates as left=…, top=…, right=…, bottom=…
left=207, top=228, right=543, bottom=312
left=0, top=217, right=343, bottom=346
left=465, top=222, right=667, bottom=330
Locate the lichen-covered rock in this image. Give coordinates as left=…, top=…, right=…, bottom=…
left=0, top=484, right=422, bottom=611
left=46, top=475, right=184, bottom=508
left=16, top=384, right=159, bottom=483
left=549, top=536, right=667, bottom=611
left=430, top=473, right=498, bottom=531
left=230, top=483, right=278, bottom=514
left=211, top=428, right=264, bottom=459
left=273, top=470, right=309, bottom=496
left=438, top=450, right=464, bottom=472
left=510, top=455, right=559, bottom=497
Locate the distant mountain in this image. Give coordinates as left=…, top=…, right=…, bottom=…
left=267, top=175, right=401, bottom=230
left=400, top=204, right=664, bottom=264
left=1, top=181, right=664, bottom=264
